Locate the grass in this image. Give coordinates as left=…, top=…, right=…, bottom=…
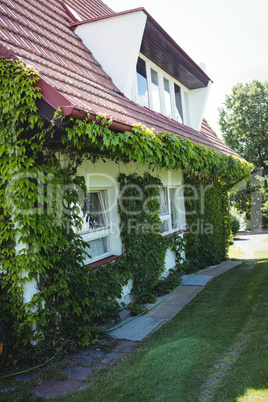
left=1, top=241, right=267, bottom=401
left=56, top=258, right=268, bottom=402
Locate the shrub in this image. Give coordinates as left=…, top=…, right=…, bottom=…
left=230, top=214, right=240, bottom=236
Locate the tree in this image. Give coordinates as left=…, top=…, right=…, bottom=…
left=219, top=80, right=268, bottom=169
left=219, top=80, right=268, bottom=229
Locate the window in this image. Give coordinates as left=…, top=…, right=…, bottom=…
left=84, top=192, right=108, bottom=230
left=87, top=237, right=109, bottom=259
left=169, top=188, right=180, bottom=230
left=159, top=187, right=180, bottom=234
left=150, top=68, right=161, bottom=112
left=163, top=78, right=172, bottom=118
left=183, top=92, right=190, bottom=125
left=136, top=57, right=149, bottom=108
left=135, top=55, right=187, bottom=123
left=159, top=187, right=169, bottom=233
left=80, top=190, right=111, bottom=263
left=174, top=84, right=183, bottom=122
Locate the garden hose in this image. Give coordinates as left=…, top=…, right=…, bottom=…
left=0, top=339, right=68, bottom=379
left=0, top=262, right=226, bottom=379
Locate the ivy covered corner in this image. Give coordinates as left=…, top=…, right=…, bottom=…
left=0, top=0, right=253, bottom=355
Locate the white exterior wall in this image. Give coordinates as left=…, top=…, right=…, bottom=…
left=187, top=81, right=212, bottom=131
left=77, top=159, right=186, bottom=303
left=75, top=11, right=147, bottom=99
left=13, top=226, right=38, bottom=305
left=14, top=159, right=186, bottom=306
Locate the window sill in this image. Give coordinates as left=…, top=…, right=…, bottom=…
left=87, top=255, right=120, bottom=269
left=163, top=230, right=185, bottom=238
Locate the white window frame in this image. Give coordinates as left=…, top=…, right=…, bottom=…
left=159, top=187, right=181, bottom=236
left=79, top=189, right=112, bottom=263
left=133, top=54, right=190, bottom=124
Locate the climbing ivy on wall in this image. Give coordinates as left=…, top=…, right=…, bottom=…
left=0, top=59, right=123, bottom=350
left=0, top=57, right=253, bottom=356
left=62, top=115, right=253, bottom=184
left=117, top=172, right=183, bottom=304
left=183, top=175, right=232, bottom=272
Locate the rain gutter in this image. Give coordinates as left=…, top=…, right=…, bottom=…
left=35, top=77, right=133, bottom=132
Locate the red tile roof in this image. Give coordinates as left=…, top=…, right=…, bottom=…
left=200, top=120, right=242, bottom=159
left=0, top=0, right=238, bottom=158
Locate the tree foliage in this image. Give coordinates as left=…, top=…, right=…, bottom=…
left=219, top=80, right=268, bottom=169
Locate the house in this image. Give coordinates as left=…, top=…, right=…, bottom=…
left=0, top=0, right=252, bottom=343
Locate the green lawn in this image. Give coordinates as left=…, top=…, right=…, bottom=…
left=59, top=259, right=268, bottom=402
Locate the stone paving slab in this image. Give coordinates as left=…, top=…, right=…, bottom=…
left=199, top=260, right=243, bottom=277
left=31, top=380, right=88, bottom=399
left=181, top=274, right=213, bottom=286
left=63, top=366, right=91, bottom=380
left=72, top=353, right=93, bottom=366
left=0, top=386, right=12, bottom=393
left=16, top=374, right=36, bottom=382
left=86, top=349, right=104, bottom=358
left=110, top=317, right=165, bottom=341
left=145, top=260, right=242, bottom=321
left=114, top=340, right=137, bottom=349
left=145, top=286, right=204, bottom=320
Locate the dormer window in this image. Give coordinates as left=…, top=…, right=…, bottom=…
left=134, top=55, right=187, bottom=124
left=72, top=8, right=211, bottom=131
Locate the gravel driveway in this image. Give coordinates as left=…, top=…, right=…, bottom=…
left=233, top=230, right=268, bottom=259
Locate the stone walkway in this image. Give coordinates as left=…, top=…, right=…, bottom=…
left=0, top=259, right=243, bottom=399
left=30, top=340, right=137, bottom=399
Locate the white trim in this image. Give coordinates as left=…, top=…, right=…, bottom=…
left=81, top=227, right=111, bottom=241
left=138, top=53, right=189, bottom=93
left=159, top=186, right=182, bottom=236
left=79, top=189, right=113, bottom=264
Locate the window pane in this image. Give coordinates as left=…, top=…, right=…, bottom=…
left=184, top=91, right=190, bottom=124
left=161, top=219, right=170, bottom=233
left=170, top=188, right=179, bottom=230
left=136, top=57, right=149, bottom=108
left=150, top=68, right=161, bottom=113
left=88, top=237, right=108, bottom=258
left=174, top=84, right=183, bottom=122
left=163, top=78, right=172, bottom=118
left=85, top=192, right=106, bottom=230
left=159, top=188, right=168, bottom=215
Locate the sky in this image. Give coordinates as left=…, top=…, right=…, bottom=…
left=106, top=0, right=268, bottom=136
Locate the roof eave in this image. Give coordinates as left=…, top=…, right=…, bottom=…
left=70, top=7, right=146, bottom=28
left=35, top=77, right=133, bottom=132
